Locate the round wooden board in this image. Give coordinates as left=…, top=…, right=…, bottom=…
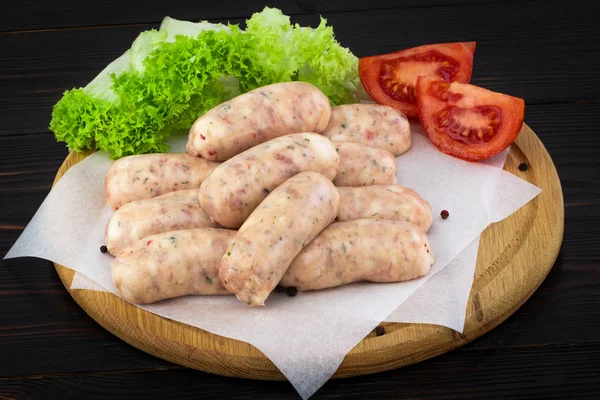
left=53, top=123, right=563, bottom=380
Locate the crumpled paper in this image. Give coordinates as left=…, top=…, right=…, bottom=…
left=5, top=123, right=540, bottom=399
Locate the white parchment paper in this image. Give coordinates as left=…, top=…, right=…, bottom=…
left=5, top=123, right=540, bottom=399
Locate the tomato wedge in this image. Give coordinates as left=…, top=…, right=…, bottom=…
left=416, top=75, right=525, bottom=161
left=359, top=42, right=475, bottom=117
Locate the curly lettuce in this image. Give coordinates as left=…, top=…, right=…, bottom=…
left=49, top=7, right=359, bottom=159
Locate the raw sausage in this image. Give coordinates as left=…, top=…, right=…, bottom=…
left=112, top=219, right=429, bottom=304
left=105, top=189, right=218, bottom=256
left=337, top=185, right=433, bottom=231
left=333, top=142, right=396, bottom=186
left=322, top=103, right=411, bottom=156
left=187, top=82, right=332, bottom=161
left=200, top=133, right=339, bottom=229
left=280, top=219, right=434, bottom=291
left=105, top=153, right=219, bottom=209
left=112, top=228, right=234, bottom=304
left=220, top=172, right=340, bottom=306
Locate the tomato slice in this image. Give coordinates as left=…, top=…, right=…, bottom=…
left=359, top=42, right=475, bottom=117
left=416, top=75, right=525, bottom=161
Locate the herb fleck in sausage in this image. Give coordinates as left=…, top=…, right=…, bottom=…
left=187, top=82, right=332, bottom=161
left=112, top=228, right=234, bottom=304
left=280, top=219, right=434, bottom=291
left=220, top=172, right=340, bottom=306
left=105, top=153, right=219, bottom=209
left=200, top=133, right=339, bottom=229
left=322, top=104, right=411, bottom=156
left=333, top=142, right=396, bottom=186
left=105, top=189, right=219, bottom=256
left=337, top=185, right=433, bottom=231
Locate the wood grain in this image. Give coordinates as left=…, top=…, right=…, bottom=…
left=46, top=124, right=563, bottom=380
left=3, top=246, right=598, bottom=378
left=1, top=1, right=598, bottom=398
left=0, top=0, right=527, bottom=32
left=2, top=344, right=598, bottom=400
left=1, top=1, right=599, bottom=136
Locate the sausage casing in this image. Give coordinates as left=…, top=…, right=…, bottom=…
left=105, top=189, right=219, bottom=256
left=220, top=172, right=340, bottom=306
left=112, top=228, right=234, bottom=304
left=333, top=142, right=396, bottom=186
left=105, top=153, right=219, bottom=209
left=187, top=82, right=332, bottom=161
left=280, top=219, right=434, bottom=291
left=322, top=104, right=411, bottom=156
left=337, top=185, right=433, bottom=231
left=200, top=133, right=339, bottom=229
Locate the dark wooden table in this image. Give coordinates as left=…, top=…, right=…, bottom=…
left=1, top=0, right=599, bottom=398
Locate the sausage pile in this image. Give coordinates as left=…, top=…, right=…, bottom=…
left=104, top=82, right=435, bottom=306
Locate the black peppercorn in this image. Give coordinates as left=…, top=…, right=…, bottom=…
left=274, top=285, right=284, bottom=293
left=440, top=210, right=449, bottom=220
left=375, top=326, right=385, bottom=336
left=100, top=245, right=108, bottom=253
left=286, top=286, right=297, bottom=297
left=518, top=162, right=529, bottom=171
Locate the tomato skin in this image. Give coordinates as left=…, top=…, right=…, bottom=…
left=359, top=42, right=476, bottom=117
left=416, top=76, right=525, bottom=162
left=463, top=41, right=477, bottom=53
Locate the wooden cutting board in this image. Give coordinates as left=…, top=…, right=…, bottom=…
left=52, top=123, right=563, bottom=379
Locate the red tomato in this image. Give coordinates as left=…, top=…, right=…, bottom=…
left=359, top=42, right=476, bottom=117
left=416, top=75, right=525, bottom=161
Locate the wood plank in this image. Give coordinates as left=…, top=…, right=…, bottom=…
left=470, top=259, right=600, bottom=350
left=1, top=253, right=598, bottom=379
left=304, top=1, right=598, bottom=103
left=1, top=343, right=599, bottom=399
left=0, top=1, right=598, bottom=136
left=0, top=134, right=68, bottom=173
left=0, top=0, right=523, bottom=32
left=0, top=72, right=96, bottom=136
left=0, top=167, right=53, bottom=232
left=1, top=249, right=599, bottom=379
left=0, top=135, right=65, bottom=247
left=0, top=255, right=175, bottom=376
left=558, top=205, right=600, bottom=265
left=526, top=103, right=600, bottom=204
left=0, top=26, right=152, bottom=136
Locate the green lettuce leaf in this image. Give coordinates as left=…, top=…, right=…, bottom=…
left=292, top=18, right=359, bottom=105
left=49, top=7, right=359, bottom=159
